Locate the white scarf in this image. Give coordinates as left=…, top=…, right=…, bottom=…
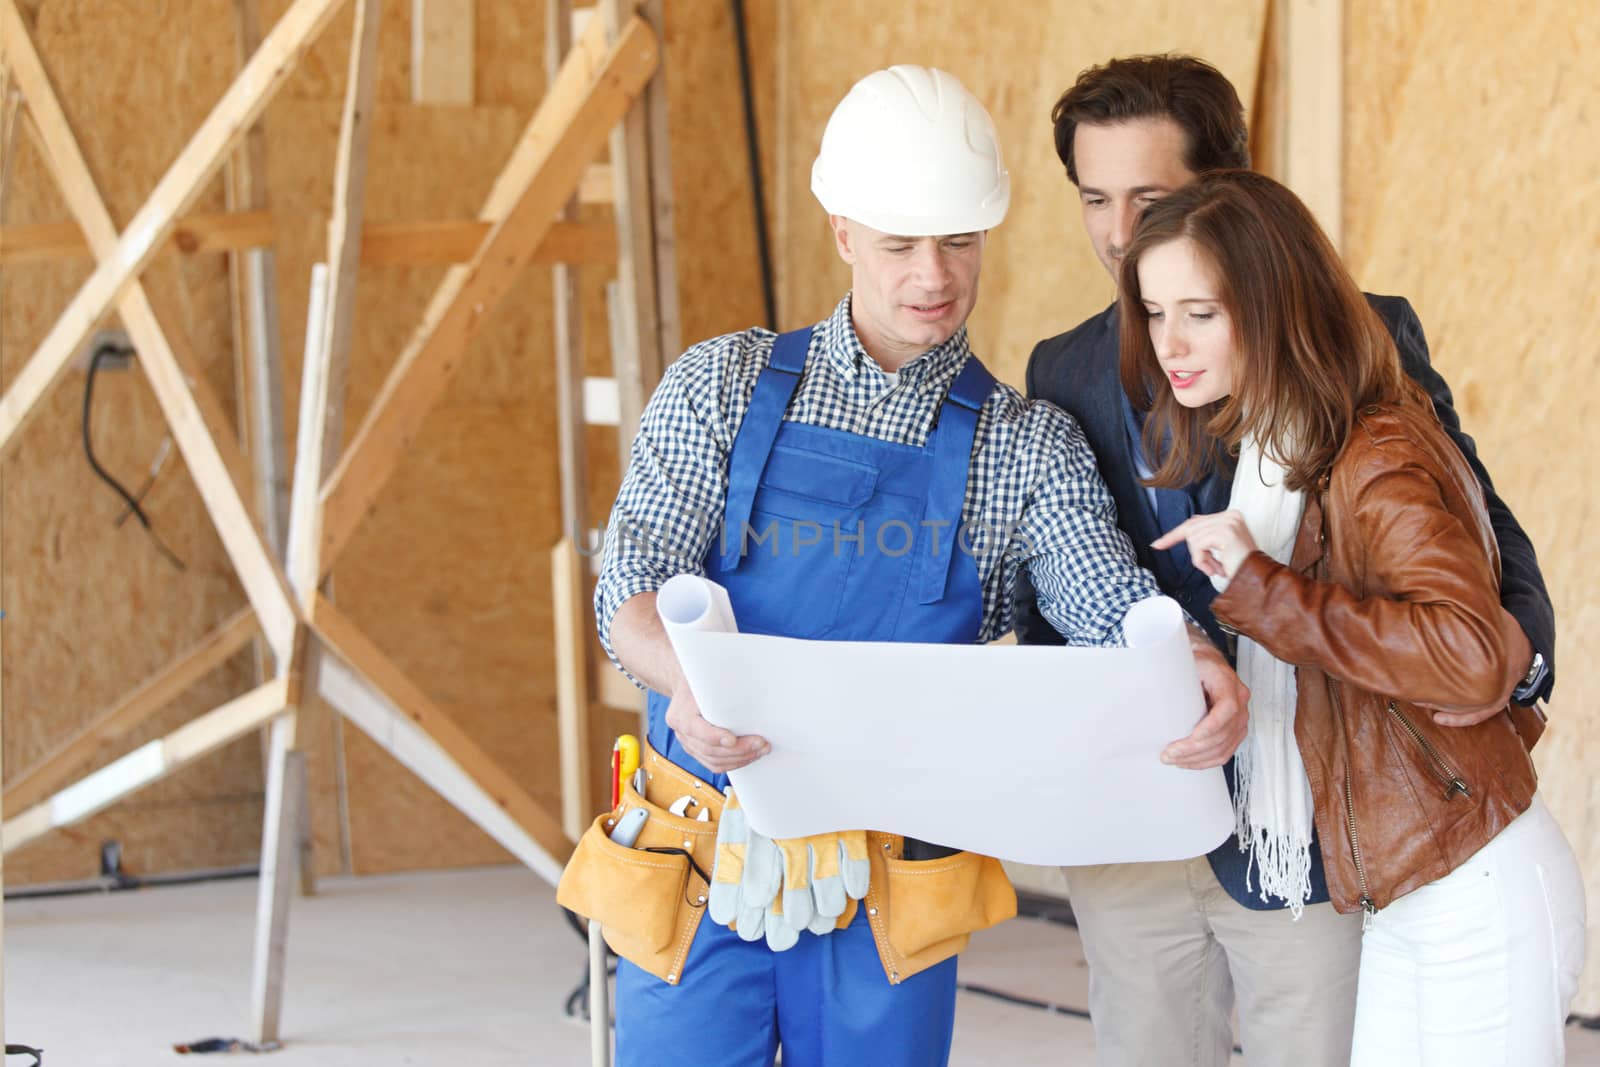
left=1213, top=435, right=1314, bottom=917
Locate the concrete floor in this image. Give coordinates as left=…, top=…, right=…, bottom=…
left=4, top=866, right=1597, bottom=1065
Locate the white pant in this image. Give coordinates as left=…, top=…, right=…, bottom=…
left=1351, top=793, right=1587, bottom=1066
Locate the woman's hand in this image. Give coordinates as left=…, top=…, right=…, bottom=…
left=1152, top=510, right=1258, bottom=582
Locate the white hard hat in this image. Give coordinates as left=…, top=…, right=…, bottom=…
left=811, top=65, right=1010, bottom=237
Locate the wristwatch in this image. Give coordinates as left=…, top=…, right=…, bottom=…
left=1513, top=650, right=1547, bottom=704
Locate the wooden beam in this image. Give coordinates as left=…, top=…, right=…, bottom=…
left=1248, top=0, right=1284, bottom=193
left=361, top=218, right=617, bottom=265
left=249, top=743, right=304, bottom=1042
left=1285, top=0, right=1343, bottom=249
left=595, top=659, right=641, bottom=713
left=0, top=0, right=349, bottom=463
left=0, top=0, right=298, bottom=661
left=1, top=73, right=18, bottom=1038
left=4, top=608, right=259, bottom=814
left=317, top=13, right=659, bottom=574
left=286, top=265, right=333, bottom=603
left=309, top=594, right=573, bottom=879
left=546, top=0, right=590, bottom=540
left=0, top=211, right=274, bottom=263
left=548, top=1, right=599, bottom=841
left=552, top=538, right=592, bottom=840
left=0, top=214, right=618, bottom=266
left=1253, top=0, right=1344, bottom=249
left=600, top=0, right=664, bottom=455
left=2, top=678, right=290, bottom=854
left=579, top=162, right=614, bottom=205
left=248, top=264, right=326, bottom=1045
left=410, top=0, right=473, bottom=106
left=227, top=0, right=290, bottom=568
left=141, top=329, right=299, bottom=662
left=313, top=0, right=381, bottom=498
left=640, top=0, right=680, bottom=362
left=255, top=2, right=381, bottom=1032
left=317, top=654, right=568, bottom=884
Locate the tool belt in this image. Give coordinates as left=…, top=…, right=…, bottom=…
left=556, top=741, right=1016, bottom=986
left=557, top=741, right=720, bottom=986
left=859, top=830, right=1016, bottom=985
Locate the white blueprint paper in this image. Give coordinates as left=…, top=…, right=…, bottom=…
left=656, top=575, right=1233, bottom=866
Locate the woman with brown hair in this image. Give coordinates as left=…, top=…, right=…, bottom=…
left=1125, top=169, right=1585, bottom=1062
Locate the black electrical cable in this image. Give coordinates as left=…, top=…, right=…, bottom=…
left=955, top=980, right=1095, bottom=1021
left=82, top=343, right=186, bottom=571
left=3, top=863, right=259, bottom=901
left=114, top=438, right=172, bottom=528
left=731, top=0, right=776, bottom=331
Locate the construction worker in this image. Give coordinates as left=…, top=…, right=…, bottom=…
left=559, top=65, right=1249, bottom=1067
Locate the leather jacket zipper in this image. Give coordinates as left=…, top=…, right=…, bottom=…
left=1328, top=680, right=1378, bottom=927
left=1386, top=701, right=1472, bottom=799
left=1341, top=768, right=1376, bottom=929
left=1313, top=514, right=1376, bottom=925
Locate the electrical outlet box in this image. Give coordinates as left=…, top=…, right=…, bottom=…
left=71, top=328, right=135, bottom=373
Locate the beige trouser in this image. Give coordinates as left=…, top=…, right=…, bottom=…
left=1064, top=854, right=1362, bottom=1067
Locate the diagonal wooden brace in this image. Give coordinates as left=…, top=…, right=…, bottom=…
left=0, top=0, right=349, bottom=479
left=309, top=594, right=573, bottom=880
left=0, top=0, right=304, bottom=660
left=3, top=608, right=259, bottom=814
left=1, top=678, right=291, bottom=854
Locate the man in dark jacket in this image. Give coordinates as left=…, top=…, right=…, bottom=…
left=1015, top=54, right=1556, bottom=1066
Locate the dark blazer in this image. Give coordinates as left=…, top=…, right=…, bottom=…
left=1015, top=295, right=1555, bottom=701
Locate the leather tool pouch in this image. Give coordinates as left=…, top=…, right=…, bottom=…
left=555, top=745, right=722, bottom=986
left=863, top=833, right=1016, bottom=982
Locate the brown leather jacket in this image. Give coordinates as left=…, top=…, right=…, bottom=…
left=1212, top=401, right=1536, bottom=915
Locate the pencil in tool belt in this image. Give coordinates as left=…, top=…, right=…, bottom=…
left=611, top=734, right=640, bottom=808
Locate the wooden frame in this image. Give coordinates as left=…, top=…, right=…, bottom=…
left=547, top=0, right=594, bottom=841
left=0, top=0, right=668, bottom=1046
left=1, top=214, right=619, bottom=266
left=226, top=0, right=291, bottom=576
left=316, top=10, right=658, bottom=573
left=1251, top=0, right=1344, bottom=248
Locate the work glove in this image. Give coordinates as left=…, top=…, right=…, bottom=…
left=763, top=888, right=800, bottom=952
left=762, top=833, right=870, bottom=951
left=708, top=789, right=781, bottom=942
left=774, top=830, right=872, bottom=936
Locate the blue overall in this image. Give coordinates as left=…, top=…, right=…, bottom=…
left=615, top=328, right=995, bottom=1067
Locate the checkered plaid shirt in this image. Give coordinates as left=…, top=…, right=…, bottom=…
left=595, top=295, right=1159, bottom=662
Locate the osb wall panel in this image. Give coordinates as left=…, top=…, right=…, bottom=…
left=1344, top=1, right=1600, bottom=1012
left=773, top=0, right=1267, bottom=391
left=660, top=0, right=778, bottom=349
left=2, top=1, right=264, bottom=883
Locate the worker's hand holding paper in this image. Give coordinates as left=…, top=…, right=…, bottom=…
left=657, top=574, right=1232, bottom=866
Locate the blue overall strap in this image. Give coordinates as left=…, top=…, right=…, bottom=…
left=916, top=355, right=996, bottom=604
left=718, top=327, right=813, bottom=572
